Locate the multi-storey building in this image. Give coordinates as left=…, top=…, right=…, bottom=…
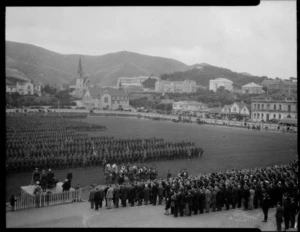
left=155, top=80, right=196, bottom=93
left=261, top=79, right=297, bottom=93
left=242, top=82, right=264, bottom=94
left=172, top=101, right=207, bottom=114
left=209, top=78, right=233, bottom=92
left=251, top=96, right=297, bottom=122
left=117, top=76, right=159, bottom=88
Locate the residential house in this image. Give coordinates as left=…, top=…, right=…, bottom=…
left=242, top=82, right=264, bottom=94
left=209, top=78, right=233, bottom=92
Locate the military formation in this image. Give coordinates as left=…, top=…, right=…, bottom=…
left=88, top=159, right=298, bottom=230
left=6, top=113, right=203, bottom=173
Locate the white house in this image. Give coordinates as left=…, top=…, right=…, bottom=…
left=242, top=82, right=264, bottom=94
left=230, top=102, right=250, bottom=116
left=209, top=78, right=233, bottom=92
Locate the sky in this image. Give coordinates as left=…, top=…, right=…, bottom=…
left=6, top=3, right=297, bottom=79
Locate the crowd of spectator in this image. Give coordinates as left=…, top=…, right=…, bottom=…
left=89, top=159, right=298, bottom=230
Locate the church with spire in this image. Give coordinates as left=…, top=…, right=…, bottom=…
left=69, top=57, right=91, bottom=98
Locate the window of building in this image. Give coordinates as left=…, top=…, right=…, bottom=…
left=261, top=104, right=264, bottom=110
left=267, top=104, right=270, bottom=109
left=274, top=114, right=276, bottom=119
left=274, top=104, right=276, bottom=110
left=288, top=105, right=291, bottom=111
left=258, top=104, right=260, bottom=110
left=257, top=113, right=260, bottom=118
left=262, top=113, right=264, bottom=118
left=279, top=105, right=281, bottom=111
left=279, top=114, right=281, bottom=119
left=233, top=107, right=237, bottom=112
left=104, top=97, right=108, bottom=103
left=254, top=104, right=256, bottom=109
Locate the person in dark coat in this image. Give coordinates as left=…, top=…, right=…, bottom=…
left=66, top=172, right=73, bottom=187
left=178, top=189, right=185, bottom=216
left=237, top=184, right=243, bottom=208
left=62, top=179, right=71, bottom=192
left=243, top=185, right=250, bottom=210
left=152, top=182, right=158, bottom=206
left=289, top=197, right=298, bottom=229
left=216, top=186, right=223, bottom=211
left=129, top=184, right=135, bottom=207
left=199, top=188, right=205, bottom=214
left=158, top=183, right=164, bottom=205
left=120, top=184, right=128, bottom=207
left=144, top=185, right=150, bottom=205
left=10, top=195, right=17, bottom=211
left=173, top=192, right=179, bottom=217
left=283, top=193, right=291, bottom=230
left=261, top=192, right=270, bottom=222
left=104, top=185, right=109, bottom=207
left=193, top=188, right=200, bottom=215
left=94, top=188, right=101, bottom=210
left=211, top=187, right=217, bottom=212
left=114, top=184, right=120, bottom=208
left=231, top=185, right=238, bottom=209
left=275, top=201, right=284, bottom=231
left=224, top=186, right=232, bottom=210
left=164, top=191, right=172, bottom=215
left=186, top=191, right=193, bottom=216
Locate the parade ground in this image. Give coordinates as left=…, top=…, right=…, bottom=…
left=6, top=116, right=297, bottom=200
left=5, top=200, right=298, bottom=230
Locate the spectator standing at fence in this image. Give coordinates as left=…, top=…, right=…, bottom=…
left=88, top=185, right=96, bottom=209
left=62, top=179, right=70, bottom=192
left=67, top=172, right=73, bottom=187
left=283, top=193, right=291, bottom=230
left=289, top=197, right=298, bottom=229
left=32, top=168, right=40, bottom=185
left=10, top=195, right=17, bottom=211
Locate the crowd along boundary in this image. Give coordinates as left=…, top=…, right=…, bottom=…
left=8, top=189, right=82, bottom=212
left=6, top=108, right=297, bottom=133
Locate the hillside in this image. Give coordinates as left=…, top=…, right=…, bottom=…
left=160, top=64, right=267, bottom=88
left=6, top=41, right=188, bottom=86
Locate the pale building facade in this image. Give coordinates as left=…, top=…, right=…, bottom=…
left=6, top=81, right=34, bottom=95
left=83, top=87, right=130, bottom=110
left=155, top=80, right=196, bottom=93
left=173, top=101, right=207, bottom=114
left=251, top=96, right=297, bottom=122
left=209, top=78, right=233, bottom=92
left=221, top=102, right=250, bottom=116
left=242, top=82, right=264, bottom=94
left=117, top=76, right=159, bottom=87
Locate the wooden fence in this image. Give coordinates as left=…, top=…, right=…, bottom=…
left=9, top=189, right=82, bottom=211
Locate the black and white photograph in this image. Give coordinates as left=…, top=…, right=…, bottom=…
left=5, top=3, right=298, bottom=230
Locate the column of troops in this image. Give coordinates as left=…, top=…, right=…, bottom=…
left=6, top=113, right=204, bottom=173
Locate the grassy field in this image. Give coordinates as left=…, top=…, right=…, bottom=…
left=6, top=115, right=297, bottom=201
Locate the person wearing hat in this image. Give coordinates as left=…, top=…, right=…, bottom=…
left=283, top=193, right=291, bottom=230
left=261, top=192, right=270, bottom=222
left=88, top=185, right=96, bottom=209
left=275, top=201, right=284, bottom=231
left=243, top=185, right=250, bottom=210
left=94, top=187, right=102, bottom=210
left=62, top=179, right=70, bottom=192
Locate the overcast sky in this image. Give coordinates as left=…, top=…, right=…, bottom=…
left=6, top=3, right=296, bottom=79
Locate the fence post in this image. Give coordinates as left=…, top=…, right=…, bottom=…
left=39, top=194, right=42, bottom=208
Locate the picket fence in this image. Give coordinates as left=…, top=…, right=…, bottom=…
left=11, top=189, right=82, bottom=211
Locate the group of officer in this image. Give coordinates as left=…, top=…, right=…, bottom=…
left=88, top=159, right=298, bottom=230
left=6, top=113, right=204, bottom=174
left=103, top=163, right=159, bottom=184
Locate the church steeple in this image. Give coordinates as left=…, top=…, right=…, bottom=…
left=77, top=56, right=84, bottom=78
